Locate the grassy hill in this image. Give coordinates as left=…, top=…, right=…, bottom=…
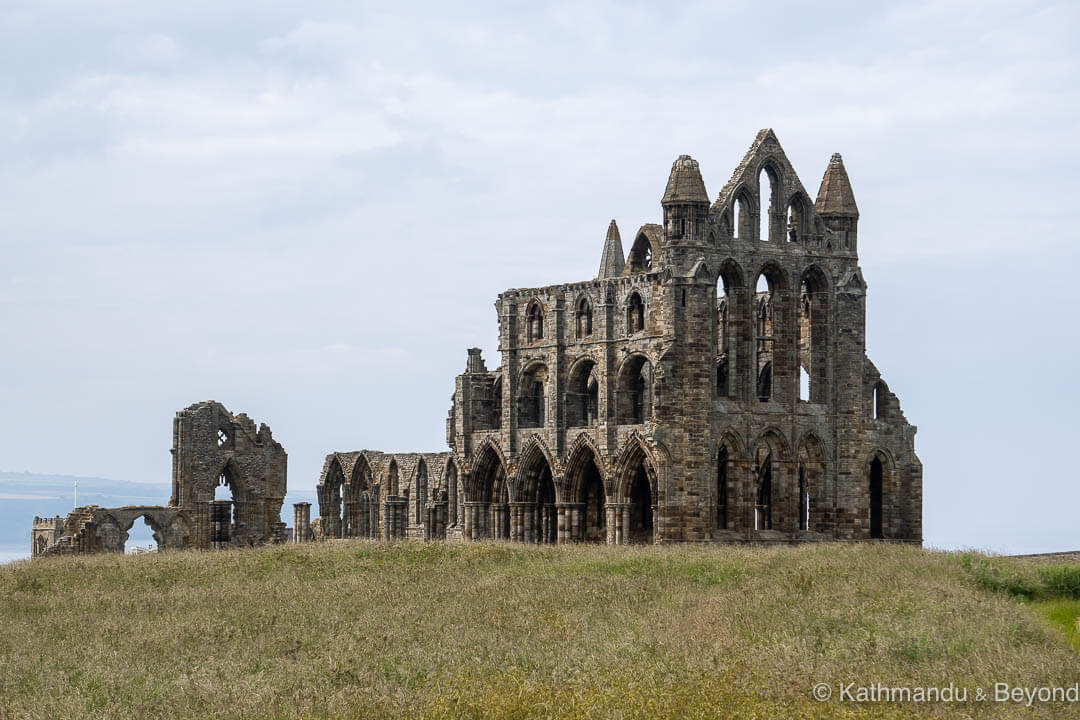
left=1, top=542, right=1078, bottom=719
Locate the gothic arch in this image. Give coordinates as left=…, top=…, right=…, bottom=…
left=517, top=361, right=549, bottom=429
left=444, top=455, right=462, bottom=528
left=516, top=436, right=557, bottom=502
left=564, top=435, right=605, bottom=504
left=754, top=261, right=790, bottom=292
left=717, top=258, right=745, bottom=292
left=756, top=159, right=782, bottom=242
left=566, top=356, right=600, bottom=427
left=350, top=453, right=374, bottom=490
left=752, top=427, right=792, bottom=461
left=573, top=293, right=594, bottom=338
left=525, top=299, right=546, bottom=343
left=865, top=448, right=897, bottom=539
left=797, top=433, right=828, bottom=533
left=628, top=232, right=654, bottom=272
left=382, top=458, right=399, bottom=496
left=731, top=184, right=756, bottom=240
left=467, top=439, right=509, bottom=501
left=785, top=191, right=811, bottom=242
left=613, top=435, right=659, bottom=543
left=615, top=353, right=655, bottom=424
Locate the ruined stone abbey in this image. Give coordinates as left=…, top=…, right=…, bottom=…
left=312, top=129, right=922, bottom=546
left=32, top=129, right=922, bottom=556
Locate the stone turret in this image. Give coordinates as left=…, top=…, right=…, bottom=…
left=597, top=220, right=625, bottom=279
left=661, top=155, right=710, bottom=268
left=662, top=155, right=709, bottom=205
left=816, top=153, right=859, bottom=252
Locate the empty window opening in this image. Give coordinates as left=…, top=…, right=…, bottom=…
left=518, top=365, right=547, bottom=428
left=755, top=273, right=775, bottom=402
left=575, top=297, right=593, bottom=338
left=526, top=302, right=544, bottom=342
left=617, top=355, right=653, bottom=424
left=717, top=275, right=733, bottom=398
left=627, top=292, right=645, bottom=334
left=758, top=168, right=774, bottom=242
left=873, top=382, right=888, bottom=419
left=717, top=447, right=728, bottom=530
left=217, top=428, right=229, bottom=447
left=799, top=272, right=829, bottom=404
left=755, top=454, right=772, bottom=531
left=869, top=457, right=884, bottom=539
left=566, top=361, right=598, bottom=427
left=213, top=470, right=236, bottom=546
left=125, top=516, right=158, bottom=554
left=628, top=233, right=653, bottom=272
left=787, top=197, right=805, bottom=242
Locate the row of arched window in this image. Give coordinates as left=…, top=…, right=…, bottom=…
left=524, top=292, right=647, bottom=344
left=716, top=266, right=829, bottom=405
left=716, top=442, right=890, bottom=538
left=715, top=164, right=821, bottom=245
left=483, top=355, right=655, bottom=430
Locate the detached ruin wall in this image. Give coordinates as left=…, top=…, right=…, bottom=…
left=31, top=401, right=287, bottom=557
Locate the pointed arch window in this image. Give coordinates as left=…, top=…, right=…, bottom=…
left=526, top=302, right=544, bottom=342
left=575, top=297, right=593, bottom=339
left=758, top=166, right=777, bottom=242
left=519, top=365, right=547, bottom=428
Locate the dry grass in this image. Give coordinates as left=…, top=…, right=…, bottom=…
left=1, top=542, right=1078, bottom=719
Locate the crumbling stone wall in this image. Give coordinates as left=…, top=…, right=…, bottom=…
left=321, top=130, right=922, bottom=545
left=33, top=401, right=288, bottom=557
left=171, top=401, right=288, bottom=548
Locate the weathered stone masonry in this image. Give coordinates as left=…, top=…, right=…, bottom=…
left=315, top=130, right=922, bottom=545
left=32, top=401, right=287, bottom=556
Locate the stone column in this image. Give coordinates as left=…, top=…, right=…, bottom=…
left=463, top=502, right=474, bottom=540
left=292, top=502, right=311, bottom=543
left=556, top=503, right=569, bottom=544
left=523, top=504, right=534, bottom=543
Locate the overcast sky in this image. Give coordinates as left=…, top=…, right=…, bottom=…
left=1, top=1, right=1077, bottom=553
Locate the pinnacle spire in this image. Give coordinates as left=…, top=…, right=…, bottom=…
left=815, top=153, right=859, bottom=217
left=662, top=155, right=709, bottom=205
left=598, top=219, right=625, bottom=279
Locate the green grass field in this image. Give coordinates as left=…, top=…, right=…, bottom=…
left=2, top=542, right=1078, bottom=719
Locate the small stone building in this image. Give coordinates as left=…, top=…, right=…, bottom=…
left=31, top=401, right=287, bottom=556
left=315, top=130, right=922, bottom=544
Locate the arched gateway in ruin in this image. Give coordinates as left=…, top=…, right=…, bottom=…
left=32, top=401, right=288, bottom=557
left=316, top=130, right=922, bottom=544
